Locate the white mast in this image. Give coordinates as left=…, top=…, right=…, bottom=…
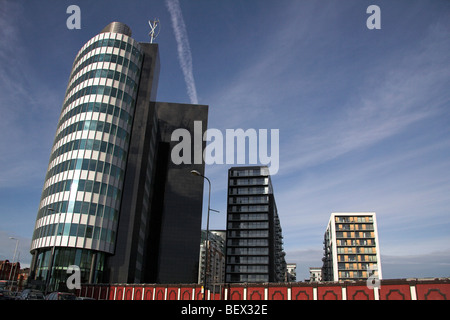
left=148, top=19, right=160, bottom=43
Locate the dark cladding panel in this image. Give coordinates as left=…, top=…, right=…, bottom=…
left=154, top=102, right=209, bottom=283
left=107, top=100, right=209, bottom=284
left=105, top=43, right=160, bottom=283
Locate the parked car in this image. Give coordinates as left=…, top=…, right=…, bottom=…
left=45, top=292, right=77, bottom=300
left=0, top=289, right=11, bottom=300
left=17, top=289, right=45, bottom=300
left=76, top=296, right=95, bottom=300
left=2, top=290, right=20, bottom=300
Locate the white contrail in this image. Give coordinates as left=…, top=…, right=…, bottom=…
left=165, top=0, right=198, bottom=105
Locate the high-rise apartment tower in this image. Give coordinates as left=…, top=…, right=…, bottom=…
left=225, top=166, right=286, bottom=283
left=322, top=212, right=382, bottom=282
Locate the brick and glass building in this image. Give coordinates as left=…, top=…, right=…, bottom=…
left=225, top=166, right=286, bottom=283
left=29, top=22, right=208, bottom=290
left=0, top=260, right=20, bottom=282
left=322, top=212, right=382, bottom=282
left=198, top=230, right=226, bottom=286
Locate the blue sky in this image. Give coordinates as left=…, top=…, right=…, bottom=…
left=0, top=0, right=449, bottom=281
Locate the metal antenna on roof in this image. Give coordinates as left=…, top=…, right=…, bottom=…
left=148, top=19, right=160, bottom=43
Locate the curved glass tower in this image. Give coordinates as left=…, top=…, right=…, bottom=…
left=30, top=22, right=144, bottom=289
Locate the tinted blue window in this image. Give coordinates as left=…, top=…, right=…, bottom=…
left=69, top=224, right=78, bottom=236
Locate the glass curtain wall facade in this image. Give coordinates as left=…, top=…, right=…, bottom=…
left=30, top=23, right=143, bottom=290
left=322, top=212, right=382, bottom=282
left=225, top=166, right=286, bottom=283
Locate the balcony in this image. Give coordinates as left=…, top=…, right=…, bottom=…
left=229, top=178, right=268, bottom=186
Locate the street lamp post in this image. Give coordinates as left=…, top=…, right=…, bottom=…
left=8, top=237, right=19, bottom=290
left=190, top=170, right=219, bottom=301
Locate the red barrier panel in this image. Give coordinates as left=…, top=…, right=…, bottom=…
left=247, top=286, right=264, bottom=300
left=86, top=286, right=93, bottom=298
left=194, top=287, right=203, bottom=300
left=92, top=286, right=99, bottom=299
left=417, top=283, right=449, bottom=300
left=80, top=278, right=450, bottom=301
left=318, top=285, right=342, bottom=300
left=269, top=286, right=288, bottom=300
left=346, top=285, right=374, bottom=300
left=154, top=286, right=166, bottom=300
left=228, top=286, right=245, bottom=300
left=117, top=286, right=126, bottom=300
left=380, top=284, right=411, bottom=300
left=108, top=286, right=116, bottom=300
left=133, top=286, right=143, bottom=300
left=179, top=287, right=192, bottom=300
left=124, top=286, right=133, bottom=300
left=143, top=287, right=153, bottom=300
left=291, top=285, right=314, bottom=300
left=167, top=287, right=178, bottom=300
left=211, top=292, right=221, bottom=300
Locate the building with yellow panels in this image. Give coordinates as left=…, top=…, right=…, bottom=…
left=322, top=212, right=382, bottom=282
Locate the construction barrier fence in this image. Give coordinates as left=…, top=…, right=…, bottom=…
left=77, top=278, right=450, bottom=300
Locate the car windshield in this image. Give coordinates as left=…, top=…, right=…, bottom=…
left=60, top=294, right=77, bottom=300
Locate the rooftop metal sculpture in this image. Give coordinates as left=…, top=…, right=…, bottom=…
left=148, top=19, right=160, bottom=43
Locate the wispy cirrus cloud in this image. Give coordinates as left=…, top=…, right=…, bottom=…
left=0, top=1, right=60, bottom=188
left=278, top=15, right=450, bottom=176
left=165, top=0, right=198, bottom=104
